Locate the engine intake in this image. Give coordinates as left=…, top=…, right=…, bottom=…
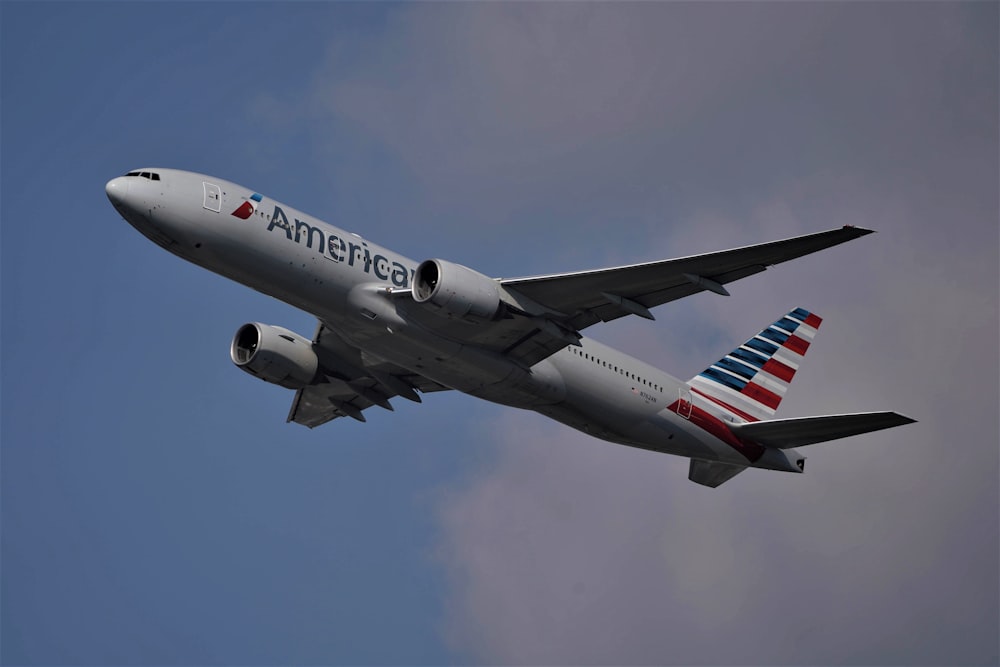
left=412, top=259, right=504, bottom=322
left=230, top=323, right=319, bottom=389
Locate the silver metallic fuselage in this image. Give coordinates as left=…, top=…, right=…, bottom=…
left=107, top=168, right=801, bottom=471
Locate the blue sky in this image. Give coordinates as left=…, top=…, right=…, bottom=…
left=2, top=3, right=997, bottom=665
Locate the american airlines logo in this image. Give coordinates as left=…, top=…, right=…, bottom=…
left=231, top=193, right=263, bottom=219
left=264, top=204, right=415, bottom=288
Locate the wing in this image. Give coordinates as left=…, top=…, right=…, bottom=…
left=479, top=226, right=874, bottom=366
left=502, top=226, right=873, bottom=330
left=287, top=322, right=450, bottom=428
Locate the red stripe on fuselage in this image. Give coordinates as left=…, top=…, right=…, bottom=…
left=804, top=313, right=822, bottom=328
left=690, top=388, right=760, bottom=423
left=761, top=358, right=795, bottom=382
left=784, top=335, right=810, bottom=355
left=668, top=400, right=766, bottom=462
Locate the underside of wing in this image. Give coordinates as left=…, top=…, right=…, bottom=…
left=287, top=322, right=449, bottom=428
left=500, top=226, right=873, bottom=334
left=363, top=227, right=873, bottom=371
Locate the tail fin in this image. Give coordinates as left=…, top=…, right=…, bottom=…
left=688, top=460, right=748, bottom=488
left=689, top=307, right=822, bottom=422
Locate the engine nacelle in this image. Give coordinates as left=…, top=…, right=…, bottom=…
left=230, top=323, right=319, bottom=389
left=412, top=259, right=504, bottom=322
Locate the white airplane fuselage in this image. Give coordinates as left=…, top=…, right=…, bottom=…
left=106, top=168, right=804, bottom=474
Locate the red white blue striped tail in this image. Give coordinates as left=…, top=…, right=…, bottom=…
left=689, top=307, right=822, bottom=422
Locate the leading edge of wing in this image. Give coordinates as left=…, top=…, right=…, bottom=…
left=501, top=226, right=874, bottom=286
left=499, top=226, right=874, bottom=320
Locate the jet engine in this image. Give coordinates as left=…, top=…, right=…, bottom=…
left=412, top=259, right=505, bottom=322
left=230, top=323, right=319, bottom=389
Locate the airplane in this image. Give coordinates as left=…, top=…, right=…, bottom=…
left=105, top=168, right=915, bottom=487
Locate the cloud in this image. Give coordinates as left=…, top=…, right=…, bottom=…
left=282, top=3, right=997, bottom=663
left=301, top=3, right=840, bottom=242
left=433, top=195, right=998, bottom=664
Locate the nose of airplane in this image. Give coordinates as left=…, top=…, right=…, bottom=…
left=105, top=177, right=129, bottom=207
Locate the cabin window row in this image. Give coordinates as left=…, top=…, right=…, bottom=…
left=569, top=346, right=662, bottom=392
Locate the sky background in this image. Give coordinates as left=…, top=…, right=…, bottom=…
left=2, top=2, right=997, bottom=665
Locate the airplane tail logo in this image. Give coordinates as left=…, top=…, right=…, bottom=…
left=231, top=193, right=263, bottom=219
left=689, top=307, right=822, bottom=421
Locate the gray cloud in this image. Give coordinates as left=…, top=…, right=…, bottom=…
left=433, top=207, right=997, bottom=664
left=290, top=3, right=997, bottom=664
left=312, top=4, right=828, bottom=228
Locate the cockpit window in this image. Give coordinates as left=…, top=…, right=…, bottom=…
left=125, top=171, right=160, bottom=181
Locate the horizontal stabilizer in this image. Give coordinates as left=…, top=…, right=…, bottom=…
left=689, top=459, right=748, bottom=488
left=728, top=411, right=916, bottom=449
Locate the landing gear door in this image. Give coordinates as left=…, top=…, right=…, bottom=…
left=203, top=182, right=222, bottom=212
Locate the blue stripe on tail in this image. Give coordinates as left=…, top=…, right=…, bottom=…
left=700, top=368, right=748, bottom=391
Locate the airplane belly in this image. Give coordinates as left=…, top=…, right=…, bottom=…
left=533, top=348, right=744, bottom=462
left=532, top=398, right=748, bottom=463
left=328, top=317, right=533, bottom=398
left=536, top=351, right=668, bottom=445
left=467, top=358, right=566, bottom=408
left=623, top=412, right=733, bottom=461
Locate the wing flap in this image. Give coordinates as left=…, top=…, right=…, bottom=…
left=287, top=380, right=377, bottom=427
left=286, top=322, right=450, bottom=428
left=728, top=411, right=917, bottom=449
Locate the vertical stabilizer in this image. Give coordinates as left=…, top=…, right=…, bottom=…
left=688, top=460, right=748, bottom=487
left=689, top=307, right=821, bottom=422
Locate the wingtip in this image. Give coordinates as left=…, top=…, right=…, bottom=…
left=883, top=411, right=918, bottom=427
left=842, top=225, right=876, bottom=236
